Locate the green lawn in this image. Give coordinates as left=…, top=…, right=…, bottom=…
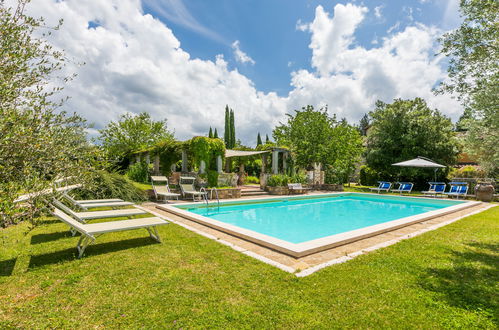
left=0, top=207, right=497, bottom=328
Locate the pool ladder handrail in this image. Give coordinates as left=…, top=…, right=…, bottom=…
left=199, top=187, right=220, bottom=209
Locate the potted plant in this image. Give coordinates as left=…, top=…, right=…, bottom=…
left=266, top=174, right=290, bottom=195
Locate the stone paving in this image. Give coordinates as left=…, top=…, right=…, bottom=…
left=141, top=198, right=490, bottom=273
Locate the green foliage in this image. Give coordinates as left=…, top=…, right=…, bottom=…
left=98, top=112, right=174, bottom=163
left=267, top=174, right=289, bottom=187
left=0, top=1, right=97, bottom=226
left=75, top=170, right=147, bottom=203
left=245, top=176, right=260, bottom=184
left=267, top=174, right=306, bottom=187
left=358, top=113, right=370, bottom=136
left=207, top=170, right=219, bottom=188
left=324, top=165, right=348, bottom=184
left=155, top=141, right=181, bottom=176
left=266, top=134, right=270, bottom=144
left=213, top=128, right=219, bottom=139
left=273, top=105, right=363, bottom=179
left=188, top=136, right=225, bottom=170
left=449, top=166, right=486, bottom=179
left=208, top=127, right=213, bottom=138
left=438, top=0, right=499, bottom=176
left=224, top=105, right=231, bottom=148
left=126, top=162, right=150, bottom=183
left=365, top=98, right=459, bottom=183
left=257, top=132, right=262, bottom=146
left=359, top=165, right=380, bottom=186
left=230, top=109, right=236, bottom=148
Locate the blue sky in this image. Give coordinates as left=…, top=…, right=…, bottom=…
left=21, top=0, right=463, bottom=145
left=142, top=0, right=461, bottom=96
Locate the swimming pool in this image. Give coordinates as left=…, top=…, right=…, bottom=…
left=160, top=193, right=477, bottom=257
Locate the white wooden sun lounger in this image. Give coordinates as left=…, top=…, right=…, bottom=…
left=51, top=206, right=168, bottom=258
left=151, top=176, right=180, bottom=203
left=179, top=176, right=207, bottom=201
left=62, top=192, right=133, bottom=210
left=52, top=199, right=147, bottom=223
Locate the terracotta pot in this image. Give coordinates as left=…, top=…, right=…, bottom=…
left=475, top=183, right=494, bottom=202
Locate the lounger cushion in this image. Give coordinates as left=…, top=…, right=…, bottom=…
left=77, top=208, right=147, bottom=220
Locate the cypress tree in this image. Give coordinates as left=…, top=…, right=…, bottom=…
left=265, top=134, right=270, bottom=144
left=224, top=105, right=230, bottom=147
left=208, top=127, right=213, bottom=138
left=214, top=128, right=219, bottom=138
left=229, top=109, right=235, bottom=148
left=257, top=132, right=262, bottom=146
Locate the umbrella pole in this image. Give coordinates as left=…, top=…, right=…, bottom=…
left=434, top=168, right=437, bottom=182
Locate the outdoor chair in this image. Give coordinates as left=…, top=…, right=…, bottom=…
left=50, top=205, right=168, bottom=258
left=391, top=182, right=414, bottom=195
left=151, top=176, right=180, bottom=203
left=288, top=183, right=311, bottom=195
left=444, top=182, right=468, bottom=199
left=179, top=176, right=207, bottom=201
left=52, top=199, right=147, bottom=224
left=422, top=182, right=446, bottom=197
left=369, top=181, right=392, bottom=194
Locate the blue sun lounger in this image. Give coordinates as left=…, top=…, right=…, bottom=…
left=444, top=182, right=468, bottom=199
left=369, top=181, right=392, bottom=193
left=422, top=182, right=446, bottom=197
left=391, top=182, right=414, bottom=195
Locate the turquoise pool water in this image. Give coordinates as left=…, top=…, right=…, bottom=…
left=177, top=194, right=463, bottom=244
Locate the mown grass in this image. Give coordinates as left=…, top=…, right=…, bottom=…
left=0, top=206, right=497, bottom=328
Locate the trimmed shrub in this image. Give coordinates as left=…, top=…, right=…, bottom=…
left=449, top=165, right=485, bottom=179
left=126, top=161, right=150, bottom=183
left=267, top=174, right=289, bottom=187
left=207, top=170, right=219, bottom=188
left=245, top=176, right=260, bottom=184
left=359, top=165, right=379, bottom=186
left=289, top=173, right=307, bottom=184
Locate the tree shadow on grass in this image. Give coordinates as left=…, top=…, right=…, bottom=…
left=0, top=258, right=17, bottom=276
left=419, top=242, right=498, bottom=324
left=31, top=231, right=72, bottom=244
left=28, top=237, right=158, bottom=269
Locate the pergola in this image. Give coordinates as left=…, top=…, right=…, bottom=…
left=225, top=147, right=290, bottom=174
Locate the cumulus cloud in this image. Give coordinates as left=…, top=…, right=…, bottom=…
left=17, top=0, right=461, bottom=145
left=286, top=3, right=462, bottom=120
left=374, top=5, right=384, bottom=19
left=231, top=40, right=256, bottom=65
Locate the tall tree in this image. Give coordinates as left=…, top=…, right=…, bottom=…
left=98, top=112, right=174, bottom=161
left=273, top=105, right=363, bottom=175
left=224, top=105, right=231, bottom=148
left=0, top=0, right=95, bottom=226
left=365, top=98, right=459, bottom=182
left=358, top=113, right=370, bottom=136
left=213, top=128, right=219, bottom=139
left=257, top=132, right=263, bottom=146
left=265, top=134, right=270, bottom=144
left=438, top=0, right=498, bottom=175
left=229, top=109, right=236, bottom=148
left=208, top=127, right=213, bottom=138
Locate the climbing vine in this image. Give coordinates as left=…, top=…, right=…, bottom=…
left=188, top=136, right=225, bottom=169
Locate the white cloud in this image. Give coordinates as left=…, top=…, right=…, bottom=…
left=308, top=4, right=368, bottom=76
left=231, top=40, right=256, bottom=65
left=286, top=4, right=461, bottom=121
left=295, top=19, right=309, bottom=32
left=374, top=5, right=383, bottom=19
left=18, top=0, right=462, bottom=146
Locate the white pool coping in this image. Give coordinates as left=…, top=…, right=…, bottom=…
left=157, top=192, right=480, bottom=258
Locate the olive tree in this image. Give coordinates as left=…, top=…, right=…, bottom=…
left=0, top=0, right=95, bottom=226
left=438, top=0, right=499, bottom=175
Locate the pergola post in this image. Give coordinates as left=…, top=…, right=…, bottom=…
left=181, top=150, right=188, bottom=172
left=261, top=154, right=267, bottom=173
left=272, top=150, right=279, bottom=174
left=199, top=160, right=206, bottom=174
left=153, top=155, right=160, bottom=175
left=216, top=155, right=223, bottom=173
left=283, top=152, right=288, bottom=174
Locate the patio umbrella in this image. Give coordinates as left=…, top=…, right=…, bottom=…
left=392, top=156, right=445, bottom=181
